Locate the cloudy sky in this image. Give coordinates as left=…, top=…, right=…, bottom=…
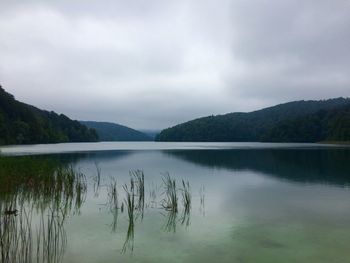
left=1, top=0, right=349, bottom=129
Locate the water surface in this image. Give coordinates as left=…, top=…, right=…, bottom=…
left=1, top=142, right=350, bottom=262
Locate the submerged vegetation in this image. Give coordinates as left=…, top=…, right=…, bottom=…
left=0, top=156, right=86, bottom=263
left=0, top=156, right=86, bottom=214
left=0, top=156, right=200, bottom=258
left=0, top=204, right=68, bottom=263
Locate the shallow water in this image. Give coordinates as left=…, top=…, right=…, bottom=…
left=1, top=142, right=350, bottom=262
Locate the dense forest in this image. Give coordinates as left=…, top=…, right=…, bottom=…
left=156, top=98, right=350, bottom=142
left=80, top=121, right=152, bottom=141
left=0, top=86, right=98, bottom=145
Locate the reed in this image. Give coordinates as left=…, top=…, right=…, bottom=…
left=181, top=180, right=191, bottom=213
left=107, top=179, right=119, bottom=232
left=130, top=170, right=145, bottom=214
left=121, top=177, right=136, bottom=254
left=123, top=177, right=135, bottom=224
left=121, top=218, right=135, bottom=254
left=93, top=161, right=101, bottom=197
left=161, top=173, right=178, bottom=213
left=0, top=157, right=86, bottom=263
left=162, top=209, right=177, bottom=233
left=0, top=203, right=68, bottom=263
left=110, top=208, right=119, bottom=233
left=179, top=180, right=191, bottom=227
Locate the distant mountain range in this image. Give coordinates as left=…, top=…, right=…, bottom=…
left=157, top=98, right=350, bottom=142
left=80, top=121, right=152, bottom=141
left=2, top=85, right=349, bottom=145
left=139, top=129, right=160, bottom=140
left=0, top=86, right=98, bottom=145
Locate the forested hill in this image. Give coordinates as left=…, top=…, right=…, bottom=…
left=80, top=121, right=152, bottom=141
left=0, top=86, right=98, bottom=145
left=156, top=98, right=350, bottom=142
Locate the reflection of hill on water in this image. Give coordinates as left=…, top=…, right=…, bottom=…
left=29, top=149, right=135, bottom=163
left=64, top=150, right=135, bottom=162
left=164, top=149, right=350, bottom=186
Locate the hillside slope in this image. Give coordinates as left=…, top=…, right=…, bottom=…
left=80, top=121, right=152, bottom=141
left=0, top=86, right=98, bottom=145
left=157, top=98, right=350, bottom=142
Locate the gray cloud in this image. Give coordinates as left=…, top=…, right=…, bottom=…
left=0, top=0, right=349, bottom=129
left=227, top=0, right=350, bottom=103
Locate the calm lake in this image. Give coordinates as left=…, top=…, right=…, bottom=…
left=1, top=142, right=350, bottom=263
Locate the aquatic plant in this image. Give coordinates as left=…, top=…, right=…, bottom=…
left=37, top=208, right=67, bottom=263
left=180, top=180, right=191, bottom=227
left=181, top=180, right=191, bottom=213
left=161, top=173, right=178, bottom=213
left=121, top=217, right=135, bottom=254
left=0, top=202, right=68, bottom=263
left=110, top=208, right=119, bottom=233
left=162, top=209, right=177, bottom=233
left=106, top=178, right=120, bottom=232
left=121, top=177, right=136, bottom=254
left=0, top=157, right=87, bottom=263
left=93, top=161, right=102, bottom=197
left=123, top=177, right=135, bottom=224
left=130, top=170, right=145, bottom=215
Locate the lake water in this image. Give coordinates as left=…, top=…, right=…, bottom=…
left=1, top=142, right=350, bottom=262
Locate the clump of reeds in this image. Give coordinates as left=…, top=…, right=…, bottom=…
left=121, top=218, right=135, bottom=254
left=123, top=177, right=135, bottom=224
left=121, top=170, right=146, bottom=227
left=0, top=203, right=34, bottom=263
left=181, top=180, right=191, bottom=213
left=108, top=178, right=119, bottom=232
left=130, top=170, right=145, bottom=214
left=37, top=208, right=67, bottom=263
left=72, top=168, right=87, bottom=215
left=161, top=173, right=178, bottom=213
left=0, top=158, right=87, bottom=263
left=163, top=209, right=177, bottom=233
left=121, top=177, right=136, bottom=254
left=0, top=202, right=68, bottom=263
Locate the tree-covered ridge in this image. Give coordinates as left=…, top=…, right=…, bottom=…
left=80, top=121, right=152, bottom=141
left=0, top=86, right=98, bottom=145
left=156, top=98, right=350, bottom=142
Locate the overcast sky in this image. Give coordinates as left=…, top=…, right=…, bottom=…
left=1, top=0, right=349, bottom=129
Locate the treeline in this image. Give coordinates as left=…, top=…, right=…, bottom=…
left=156, top=98, right=350, bottom=142
left=0, top=86, right=98, bottom=145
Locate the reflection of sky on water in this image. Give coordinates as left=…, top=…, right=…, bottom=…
left=2, top=144, right=350, bottom=262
